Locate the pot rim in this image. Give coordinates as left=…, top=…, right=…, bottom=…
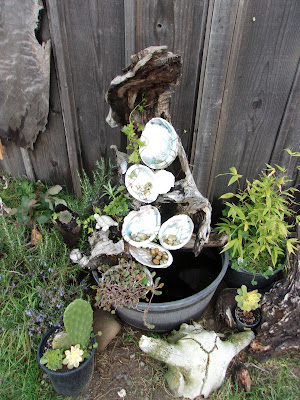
left=232, top=266, right=279, bottom=277
left=37, top=326, right=96, bottom=377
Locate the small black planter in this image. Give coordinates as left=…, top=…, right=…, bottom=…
left=37, top=326, right=96, bottom=396
left=54, top=204, right=81, bottom=247
left=225, top=266, right=279, bottom=290
left=235, top=307, right=261, bottom=332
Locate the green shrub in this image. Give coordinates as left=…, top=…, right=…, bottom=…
left=216, top=159, right=299, bottom=277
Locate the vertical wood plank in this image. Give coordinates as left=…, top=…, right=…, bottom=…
left=63, top=0, right=125, bottom=177
left=135, top=0, right=208, bottom=152
left=20, top=148, right=36, bottom=181
left=270, top=60, right=300, bottom=190
left=124, top=0, right=136, bottom=66
left=46, top=0, right=82, bottom=196
left=191, top=0, right=241, bottom=195
left=28, top=6, right=73, bottom=189
left=210, top=0, right=300, bottom=207
left=29, top=54, right=74, bottom=189
left=0, top=142, right=26, bottom=178
left=192, top=0, right=300, bottom=222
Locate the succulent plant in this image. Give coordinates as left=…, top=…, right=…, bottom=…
left=63, top=344, right=84, bottom=369
left=57, top=210, right=73, bottom=224
left=235, top=285, right=261, bottom=312
left=94, top=258, right=164, bottom=329
left=40, top=349, right=64, bottom=371
left=52, top=299, right=93, bottom=350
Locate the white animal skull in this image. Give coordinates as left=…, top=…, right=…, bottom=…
left=139, top=322, right=254, bottom=399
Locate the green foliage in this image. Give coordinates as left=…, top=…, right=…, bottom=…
left=0, top=177, right=90, bottom=398
left=81, top=214, right=96, bottom=234
left=52, top=299, right=93, bottom=353
left=102, top=183, right=130, bottom=218
left=4, top=179, right=66, bottom=227
left=235, top=285, right=261, bottom=312
left=71, top=158, right=113, bottom=218
left=52, top=331, right=72, bottom=350
left=40, top=349, right=63, bottom=371
left=216, top=156, right=299, bottom=277
left=121, top=94, right=147, bottom=163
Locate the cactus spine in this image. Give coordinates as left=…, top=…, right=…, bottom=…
left=52, top=299, right=93, bottom=350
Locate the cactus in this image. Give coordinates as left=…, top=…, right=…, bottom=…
left=52, top=299, right=93, bottom=351
left=63, top=298, right=93, bottom=348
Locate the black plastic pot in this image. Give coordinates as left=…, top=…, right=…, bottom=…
left=225, top=266, right=279, bottom=290
left=235, top=307, right=261, bottom=332
left=37, top=326, right=96, bottom=396
left=93, top=248, right=228, bottom=332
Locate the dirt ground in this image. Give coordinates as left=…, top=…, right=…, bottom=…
left=82, top=298, right=231, bottom=400
left=84, top=323, right=176, bottom=400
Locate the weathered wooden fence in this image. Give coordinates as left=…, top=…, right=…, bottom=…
left=1, top=0, right=299, bottom=220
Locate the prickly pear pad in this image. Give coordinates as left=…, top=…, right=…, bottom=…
left=63, top=299, right=93, bottom=348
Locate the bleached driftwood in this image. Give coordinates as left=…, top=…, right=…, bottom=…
left=139, top=322, right=254, bottom=399
left=105, top=46, right=212, bottom=255
left=70, top=229, right=125, bottom=270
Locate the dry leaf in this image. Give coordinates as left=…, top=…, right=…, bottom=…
left=31, top=225, right=42, bottom=245
left=236, top=364, right=252, bottom=392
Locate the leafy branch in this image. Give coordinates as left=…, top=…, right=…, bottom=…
left=216, top=150, right=300, bottom=277
left=121, top=94, right=147, bottom=163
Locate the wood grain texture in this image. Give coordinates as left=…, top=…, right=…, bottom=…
left=0, top=141, right=26, bottom=178
left=124, top=0, right=136, bottom=66
left=135, top=0, right=208, bottom=151
left=0, top=0, right=299, bottom=206
left=192, top=0, right=300, bottom=222
left=29, top=54, right=73, bottom=189
left=0, top=0, right=50, bottom=148
left=63, top=0, right=125, bottom=177
left=269, top=60, right=300, bottom=191
left=46, top=0, right=83, bottom=196
left=191, top=0, right=241, bottom=195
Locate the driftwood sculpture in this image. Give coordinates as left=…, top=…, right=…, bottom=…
left=105, top=46, right=212, bottom=256
left=0, top=0, right=50, bottom=148
left=139, top=322, right=254, bottom=399
left=105, top=45, right=182, bottom=128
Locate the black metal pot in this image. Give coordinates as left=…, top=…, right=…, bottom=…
left=37, top=326, right=96, bottom=396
